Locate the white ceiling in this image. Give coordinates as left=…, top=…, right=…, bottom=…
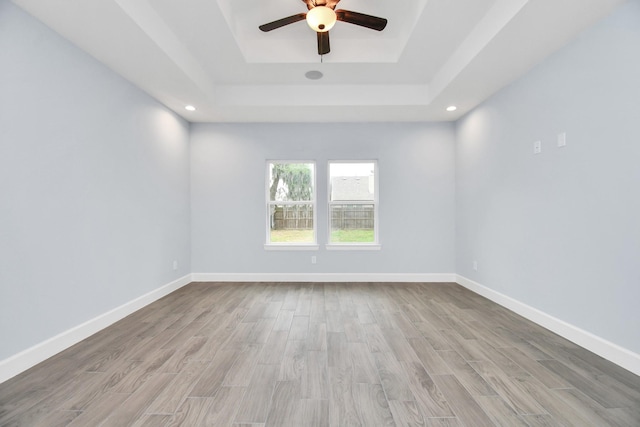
left=12, top=0, right=624, bottom=123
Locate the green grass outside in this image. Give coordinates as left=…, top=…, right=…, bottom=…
left=270, top=229, right=374, bottom=243
left=269, top=229, right=314, bottom=243
left=330, top=229, right=375, bottom=243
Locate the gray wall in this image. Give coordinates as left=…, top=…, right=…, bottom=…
left=191, top=122, right=455, bottom=275
left=0, top=2, right=191, bottom=359
left=455, top=0, right=640, bottom=353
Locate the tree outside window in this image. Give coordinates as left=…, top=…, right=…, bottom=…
left=267, top=162, right=316, bottom=244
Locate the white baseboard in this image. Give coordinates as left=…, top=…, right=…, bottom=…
left=191, top=272, right=457, bottom=283
left=0, top=274, right=192, bottom=384
left=456, top=275, right=640, bottom=377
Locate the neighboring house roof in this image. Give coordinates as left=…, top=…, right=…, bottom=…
left=331, top=176, right=374, bottom=201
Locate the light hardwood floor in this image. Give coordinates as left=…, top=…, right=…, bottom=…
left=1, top=282, right=639, bottom=426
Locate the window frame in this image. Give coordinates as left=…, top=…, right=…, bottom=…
left=326, top=160, right=380, bottom=250
left=264, top=160, right=318, bottom=250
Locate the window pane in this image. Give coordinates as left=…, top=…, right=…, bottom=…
left=329, top=162, right=375, bottom=201
left=269, top=162, right=314, bottom=202
left=330, top=204, right=375, bottom=243
left=269, top=204, right=315, bottom=243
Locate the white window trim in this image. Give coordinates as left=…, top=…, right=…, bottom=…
left=264, top=244, right=319, bottom=251
left=325, top=243, right=381, bottom=251
left=326, top=160, right=380, bottom=250
left=265, top=160, right=317, bottom=249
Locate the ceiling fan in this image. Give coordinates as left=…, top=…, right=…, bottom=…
left=258, top=0, right=388, bottom=56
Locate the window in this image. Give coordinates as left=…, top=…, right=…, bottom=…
left=328, top=161, right=379, bottom=247
left=266, top=161, right=316, bottom=247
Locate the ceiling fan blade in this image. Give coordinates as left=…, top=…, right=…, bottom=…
left=335, top=9, right=387, bottom=31
left=259, top=13, right=306, bottom=32
left=317, top=31, right=330, bottom=55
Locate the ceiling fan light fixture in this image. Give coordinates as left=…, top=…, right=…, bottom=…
left=306, top=6, right=336, bottom=32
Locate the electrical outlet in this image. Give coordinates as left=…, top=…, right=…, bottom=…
left=557, top=132, right=566, bottom=147
left=533, top=140, right=542, bottom=154
left=473, top=260, right=478, bottom=271
left=311, top=256, right=317, bottom=264
left=173, top=260, right=178, bottom=270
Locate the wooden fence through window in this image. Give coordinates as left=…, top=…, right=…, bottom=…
left=271, top=205, right=374, bottom=230
left=272, top=206, right=313, bottom=230
left=330, top=204, right=374, bottom=230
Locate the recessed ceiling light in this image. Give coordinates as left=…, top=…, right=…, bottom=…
left=305, top=70, right=323, bottom=80
left=185, top=105, right=196, bottom=111
left=446, top=106, right=457, bottom=112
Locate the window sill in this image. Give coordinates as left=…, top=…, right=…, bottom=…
left=325, top=244, right=381, bottom=251
left=264, top=244, right=319, bottom=251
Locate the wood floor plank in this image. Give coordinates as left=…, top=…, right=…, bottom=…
left=306, top=321, right=327, bottom=351
left=413, top=321, right=453, bottom=351
left=302, top=350, right=329, bottom=399
left=329, top=367, right=362, bottom=426
left=161, top=335, right=208, bottom=373
left=364, top=323, right=393, bottom=354
left=552, top=387, right=627, bottom=427
left=326, top=309, right=346, bottom=333
left=349, top=342, right=380, bottom=384
left=164, top=396, right=213, bottom=426
left=279, top=339, right=307, bottom=381
left=555, top=387, right=640, bottom=427
left=223, top=343, right=263, bottom=386
left=392, top=312, right=424, bottom=339
left=114, top=346, right=175, bottom=392
left=282, top=288, right=300, bottom=311
left=374, top=351, right=415, bottom=401
left=66, top=392, right=131, bottom=427
left=514, top=374, right=604, bottom=426
left=201, top=386, right=246, bottom=425
left=474, top=394, right=529, bottom=426
left=55, top=371, right=108, bottom=411
left=146, top=360, right=209, bottom=414
left=327, top=331, right=350, bottom=369
left=2, top=282, right=639, bottom=426
left=259, top=330, right=289, bottom=365
left=496, top=347, right=570, bottom=389
left=289, top=315, right=310, bottom=341
left=100, top=372, right=176, bottom=426
left=302, top=399, right=330, bottom=427
left=436, top=350, right=496, bottom=397
left=423, top=418, right=463, bottom=427
left=468, top=360, right=547, bottom=415
left=400, top=361, right=455, bottom=418
left=234, top=364, right=279, bottom=423
left=355, top=302, right=376, bottom=324
left=344, top=317, right=367, bottom=343
left=539, top=359, right=634, bottom=408
left=265, top=381, right=303, bottom=427
left=295, top=295, right=312, bottom=316
left=431, top=374, right=495, bottom=427
left=131, top=414, right=172, bottom=427
left=354, top=383, right=395, bottom=426
left=310, top=296, right=326, bottom=324
left=408, top=338, right=452, bottom=375
left=389, top=400, right=426, bottom=427
left=189, top=348, right=239, bottom=397
left=382, top=327, right=422, bottom=363
left=248, top=318, right=277, bottom=344
left=273, top=310, right=295, bottom=332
